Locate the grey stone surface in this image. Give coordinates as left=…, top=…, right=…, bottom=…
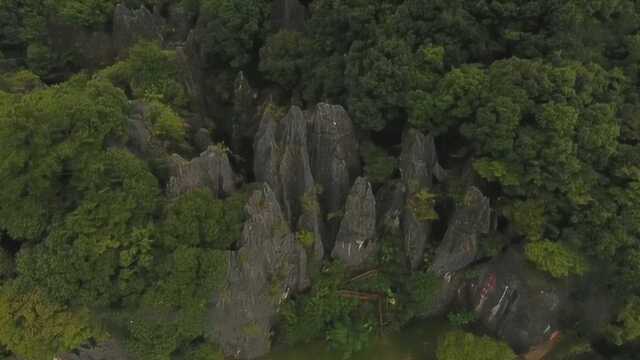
left=331, top=177, right=377, bottom=268
left=308, top=103, right=361, bottom=249
left=167, top=145, right=236, bottom=197
left=207, top=184, right=308, bottom=359
left=429, top=186, right=491, bottom=275
left=399, top=129, right=439, bottom=270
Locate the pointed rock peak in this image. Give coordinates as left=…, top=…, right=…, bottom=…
left=281, top=106, right=307, bottom=145
left=113, top=4, right=164, bottom=56
left=208, top=182, right=309, bottom=359
left=245, top=183, right=283, bottom=221
left=308, top=103, right=361, bottom=248
left=429, top=186, right=491, bottom=275
left=400, top=128, right=439, bottom=189
left=332, top=177, right=377, bottom=269
left=167, top=144, right=236, bottom=197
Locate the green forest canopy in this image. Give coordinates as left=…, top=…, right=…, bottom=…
left=2, top=0, right=640, bottom=359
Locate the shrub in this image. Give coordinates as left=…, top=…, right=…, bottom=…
left=99, top=41, right=187, bottom=107
left=296, top=230, right=316, bottom=249
left=447, top=311, right=478, bottom=327
left=360, top=141, right=397, bottom=185
left=436, top=331, right=517, bottom=360
left=0, top=70, right=43, bottom=93
left=0, top=285, right=102, bottom=360
left=525, top=240, right=588, bottom=278
left=408, top=189, right=439, bottom=221
left=145, top=99, right=186, bottom=144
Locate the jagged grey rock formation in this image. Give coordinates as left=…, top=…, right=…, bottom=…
left=113, top=4, right=164, bottom=56
left=176, top=42, right=208, bottom=124
left=254, top=110, right=281, bottom=192
left=332, top=177, right=377, bottom=268
left=271, top=0, right=308, bottom=31
left=278, top=107, right=316, bottom=226
left=167, top=145, right=236, bottom=197
left=466, top=248, right=568, bottom=354
left=164, top=2, right=195, bottom=43
left=46, top=22, right=115, bottom=71
left=254, top=106, right=316, bottom=227
left=399, top=129, right=439, bottom=270
left=429, top=186, right=491, bottom=275
left=57, top=340, right=129, bottom=360
left=308, top=103, right=361, bottom=249
left=231, top=72, right=260, bottom=157
left=254, top=106, right=324, bottom=273
left=207, top=185, right=308, bottom=359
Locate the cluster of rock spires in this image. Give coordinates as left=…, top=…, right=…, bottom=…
left=61, top=98, right=572, bottom=360
left=46, top=2, right=592, bottom=359
left=198, top=102, right=492, bottom=358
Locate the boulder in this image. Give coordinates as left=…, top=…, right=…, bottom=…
left=399, top=129, right=439, bottom=270
left=167, top=145, right=236, bottom=197
left=271, top=0, right=307, bottom=31
left=429, top=186, right=491, bottom=275
left=466, top=248, right=568, bottom=354
left=331, top=177, right=377, bottom=268
left=113, top=4, right=164, bottom=56
left=308, top=103, right=361, bottom=249
left=207, top=184, right=308, bottom=359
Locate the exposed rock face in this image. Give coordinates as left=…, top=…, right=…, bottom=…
left=254, top=106, right=324, bottom=274
left=271, top=0, right=308, bottom=31
left=231, top=72, right=260, bottom=158
left=113, top=4, right=164, bottom=56
left=400, top=129, right=438, bottom=187
left=208, top=185, right=308, bottom=359
left=254, top=106, right=316, bottom=227
left=167, top=145, right=236, bottom=197
left=308, top=103, right=361, bottom=249
left=176, top=42, right=209, bottom=125
left=46, top=22, right=115, bottom=71
left=399, top=129, right=439, bottom=270
left=429, top=186, right=491, bottom=275
left=332, top=177, right=377, bottom=268
left=466, top=248, right=568, bottom=354
left=376, top=180, right=406, bottom=236
left=164, top=2, right=195, bottom=43
left=278, top=107, right=316, bottom=226
left=57, top=340, right=129, bottom=360
left=253, top=110, right=281, bottom=192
